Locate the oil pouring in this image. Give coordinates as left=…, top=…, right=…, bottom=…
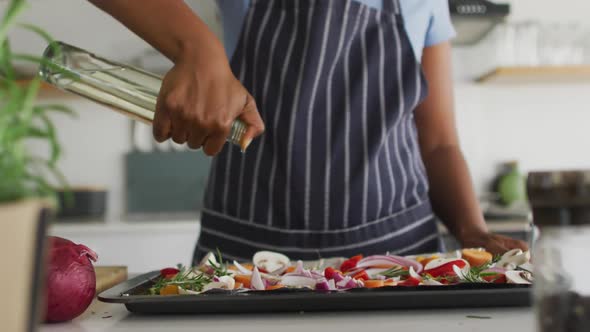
left=39, top=42, right=248, bottom=149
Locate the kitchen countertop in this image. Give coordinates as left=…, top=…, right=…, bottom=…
left=40, top=300, right=536, bottom=332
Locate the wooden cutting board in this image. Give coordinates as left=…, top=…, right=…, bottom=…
left=95, top=266, right=128, bottom=294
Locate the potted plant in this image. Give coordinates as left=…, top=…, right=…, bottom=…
left=0, top=0, right=74, bottom=330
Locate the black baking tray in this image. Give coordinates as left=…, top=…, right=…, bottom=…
left=98, top=271, right=532, bottom=314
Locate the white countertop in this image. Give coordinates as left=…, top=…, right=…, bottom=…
left=40, top=300, right=536, bottom=332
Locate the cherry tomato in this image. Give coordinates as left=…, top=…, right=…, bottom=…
left=160, top=267, right=180, bottom=278
left=324, top=267, right=337, bottom=280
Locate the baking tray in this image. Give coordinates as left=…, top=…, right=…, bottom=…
left=98, top=271, right=532, bottom=314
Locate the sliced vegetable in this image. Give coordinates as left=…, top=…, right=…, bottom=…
left=233, top=261, right=253, bottom=275
left=324, top=267, right=337, bottom=280
left=281, top=275, right=318, bottom=289
left=383, top=279, right=397, bottom=287
left=461, top=249, right=493, bottom=267
left=363, top=280, right=385, bottom=288
left=496, top=249, right=531, bottom=270
left=253, top=251, right=290, bottom=275
left=398, top=277, right=421, bottom=287
left=159, top=285, right=179, bottom=295
left=234, top=275, right=252, bottom=289
left=424, top=258, right=469, bottom=278
left=340, top=255, right=363, bottom=272
left=266, top=284, right=285, bottom=291
left=251, top=267, right=265, bottom=290
left=160, top=268, right=180, bottom=278
left=352, top=270, right=369, bottom=281
left=505, top=270, right=533, bottom=284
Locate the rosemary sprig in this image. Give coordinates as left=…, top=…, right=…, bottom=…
left=149, top=266, right=211, bottom=295
left=208, top=248, right=230, bottom=277
left=379, top=266, right=409, bottom=278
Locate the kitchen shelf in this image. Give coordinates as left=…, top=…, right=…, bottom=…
left=476, top=65, right=590, bottom=84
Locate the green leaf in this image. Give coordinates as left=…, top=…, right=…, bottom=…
left=0, top=39, right=15, bottom=79
left=38, top=113, right=60, bottom=165
left=0, top=0, right=28, bottom=45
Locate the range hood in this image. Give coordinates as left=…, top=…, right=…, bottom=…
left=449, top=0, right=510, bottom=46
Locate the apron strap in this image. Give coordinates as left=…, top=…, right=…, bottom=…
left=382, top=0, right=401, bottom=15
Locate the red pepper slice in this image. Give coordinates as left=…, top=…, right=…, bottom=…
left=423, top=260, right=467, bottom=278
left=482, top=273, right=507, bottom=284
left=352, top=270, right=369, bottom=281
left=340, top=255, right=363, bottom=273
left=350, top=255, right=363, bottom=262
left=398, top=277, right=421, bottom=286
left=340, top=260, right=356, bottom=273
left=160, top=267, right=180, bottom=278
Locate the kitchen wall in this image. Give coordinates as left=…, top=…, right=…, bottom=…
left=452, top=0, right=590, bottom=194
left=11, top=0, right=590, bottom=222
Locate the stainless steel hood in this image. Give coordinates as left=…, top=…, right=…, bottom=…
left=449, top=0, right=510, bottom=46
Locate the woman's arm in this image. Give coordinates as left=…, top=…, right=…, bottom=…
left=415, top=42, right=528, bottom=254
left=88, top=0, right=264, bottom=154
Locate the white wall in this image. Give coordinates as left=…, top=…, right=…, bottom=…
left=452, top=0, right=590, bottom=194
left=10, top=0, right=590, bottom=221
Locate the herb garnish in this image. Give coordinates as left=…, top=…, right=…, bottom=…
left=379, top=266, right=409, bottom=278
left=149, top=266, right=211, bottom=295
left=209, top=248, right=230, bottom=277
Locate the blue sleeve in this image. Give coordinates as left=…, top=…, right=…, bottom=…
left=217, top=0, right=251, bottom=56
left=424, top=0, right=456, bottom=47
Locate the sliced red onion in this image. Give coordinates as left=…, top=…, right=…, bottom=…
left=294, top=260, right=305, bottom=274
left=315, top=278, right=331, bottom=292
left=328, top=279, right=336, bottom=291
left=251, top=267, right=265, bottom=290
left=233, top=260, right=253, bottom=275
left=409, top=266, right=422, bottom=280
left=377, top=254, right=423, bottom=273
left=213, top=276, right=220, bottom=282
left=332, top=272, right=345, bottom=283
left=281, top=275, right=317, bottom=289
left=336, top=276, right=360, bottom=289
left=336, top=277, right=352, bottom=288
left=357, top=256, right=401, bottom=268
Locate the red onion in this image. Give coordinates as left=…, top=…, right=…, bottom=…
left=315, top=279, right=331, bottom=292
left=45, top=236, right=98, bottom=323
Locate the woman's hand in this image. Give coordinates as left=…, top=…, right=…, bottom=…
left=153, top=55, right=265, bottom=155
left=88, top=0, right=264, bottom=155
left=459, top=231, right=529, bottom=255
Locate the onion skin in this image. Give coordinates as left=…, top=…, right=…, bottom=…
left=45, top=237, right=98, bottom=323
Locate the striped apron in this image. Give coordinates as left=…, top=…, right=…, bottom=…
left=195, top=0, right=440, bottom=262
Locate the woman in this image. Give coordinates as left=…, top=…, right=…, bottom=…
left=90, top=0, right=528, bottom=262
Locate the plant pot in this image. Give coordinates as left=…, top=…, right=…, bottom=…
left=0, top=199, right=52, bottom=332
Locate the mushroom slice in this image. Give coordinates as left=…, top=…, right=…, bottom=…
left=496, top=249, right=531, bottom=270
left=505, top=270, right=533, bottom=284
left=253, top=251, right=291, bottom=275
